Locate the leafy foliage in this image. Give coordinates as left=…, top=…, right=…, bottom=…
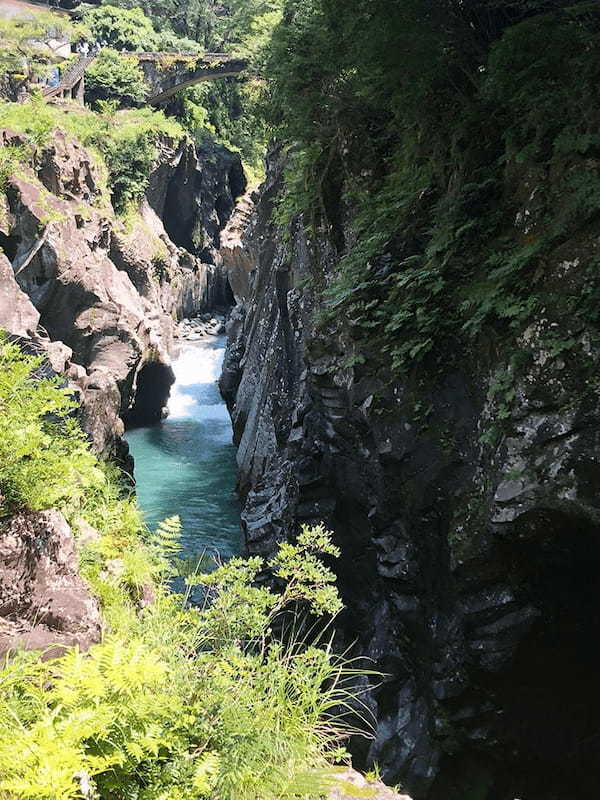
left=178, top=80, right=268, bottom=176
left=85, top=49, right=148, bottom=108
left=0, top=97, right=185, bottom=214
left=83, top=4, right=158, bottom=51
left=0, top=145, right=26, bottom=193
left=265, top=0, right=600, bottom=372
left=0, top=337, right=103, bottom=518
left=218, top=0, right=283, bottom=61
left=82, top=3, right=203, bottom=53
left=100, top=0, right=218, bottom=45
left=0, top=340, right=365, bottom=799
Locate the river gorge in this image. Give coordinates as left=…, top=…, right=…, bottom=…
left=1, top=1, right=600, bottom=797
left=125, top=335, right=241, bottom=565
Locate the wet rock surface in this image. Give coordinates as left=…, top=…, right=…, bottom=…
left=0, top=510, right=101, bottom=658
left=177, top=312, right=226, bottom=341
left=222, top=152, right=600, bottom=798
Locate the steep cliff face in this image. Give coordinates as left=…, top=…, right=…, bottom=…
left=0, top=126, right=243, bottom=458
left=160, top=137, right=246, bottom=266
left=221, top=153, right=600, bottom=799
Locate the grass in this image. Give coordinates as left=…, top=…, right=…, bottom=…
left=0, top=95, right=187, bottom=214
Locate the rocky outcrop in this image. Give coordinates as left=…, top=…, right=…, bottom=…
left=0, top=251, right=39, bottom=337
left=0, top=510, right=101, bottom=658
left=154, top=135, right=246, bottom=267
left=221, top=152, right=600, bottom=799
left=220, top=186, right=256, bottom=303
left=0, top=126, right=242, bottom=456
left=329, top=768, right=411, bottom=800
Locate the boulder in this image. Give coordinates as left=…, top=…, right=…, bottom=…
left=329, top=768, right=412, bottom=800
left=0, top=510, right=102, bottom=659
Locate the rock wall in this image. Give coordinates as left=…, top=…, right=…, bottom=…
left=0, top=126, right=243, bottom=459
left=221, top=152, right=600, bottom=799
left=0, top=510, right=102, bottom=659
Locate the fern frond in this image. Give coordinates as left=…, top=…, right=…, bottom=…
left=150, top=515, right=183, bottom=558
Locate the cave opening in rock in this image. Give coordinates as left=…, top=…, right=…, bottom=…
left=0, top=231, right=21, bottom=263
left=124, top=361, right=175, bottom=428
left=436, top=514, right=600, bottom=800
left=493, top=516, right=600, bottom=800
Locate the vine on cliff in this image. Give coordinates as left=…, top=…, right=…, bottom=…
left=265, top=0, right=600, bottom=373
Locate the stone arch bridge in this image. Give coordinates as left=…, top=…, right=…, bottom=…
left=43, top=51, right=247, bottom=105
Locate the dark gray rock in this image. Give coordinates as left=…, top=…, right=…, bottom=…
left=221, top=150, right=600, bottom=799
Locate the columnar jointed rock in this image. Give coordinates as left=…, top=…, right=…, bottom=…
left=222, top=150, right=600, bottom=798
left=0, top=510, right=101, bottom=658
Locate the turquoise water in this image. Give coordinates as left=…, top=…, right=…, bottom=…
left=125, top=336, right=241, bottom=563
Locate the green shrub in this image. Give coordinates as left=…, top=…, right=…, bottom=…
left=0, top=338, right=104, bottom=518
left=85, top=49, right=148, bottom=109
left=0, top=337, right=365, bottom=799
left=0, top=145, right=26, bottom=193
left=0, top=98, right=186, bottom=214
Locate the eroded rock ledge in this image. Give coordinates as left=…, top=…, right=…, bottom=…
left=0, top=126, right=243, bottom=459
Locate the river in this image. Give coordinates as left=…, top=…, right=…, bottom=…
left=125, top=335, right=241, bottom=567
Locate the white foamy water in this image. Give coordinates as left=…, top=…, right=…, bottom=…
left=125, top=334, right=241, bottom=562
left=168, top=341, right=226, bottom=422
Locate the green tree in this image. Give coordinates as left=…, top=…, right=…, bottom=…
left=100, top=0, right=218, bottom=45
left=85, top=48, right=148, bottom=108
left=218, top=0, right=283, bottom=60
left=83, top=4, right=157, bottom=51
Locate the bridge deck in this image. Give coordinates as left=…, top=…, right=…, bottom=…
left=41, top=51, right=246, bottom=105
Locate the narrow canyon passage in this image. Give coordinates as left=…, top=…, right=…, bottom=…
left=125, top=335, right=241, bottom=565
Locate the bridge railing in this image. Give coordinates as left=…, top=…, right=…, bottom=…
left=134, top=52, right=236, bottom=62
